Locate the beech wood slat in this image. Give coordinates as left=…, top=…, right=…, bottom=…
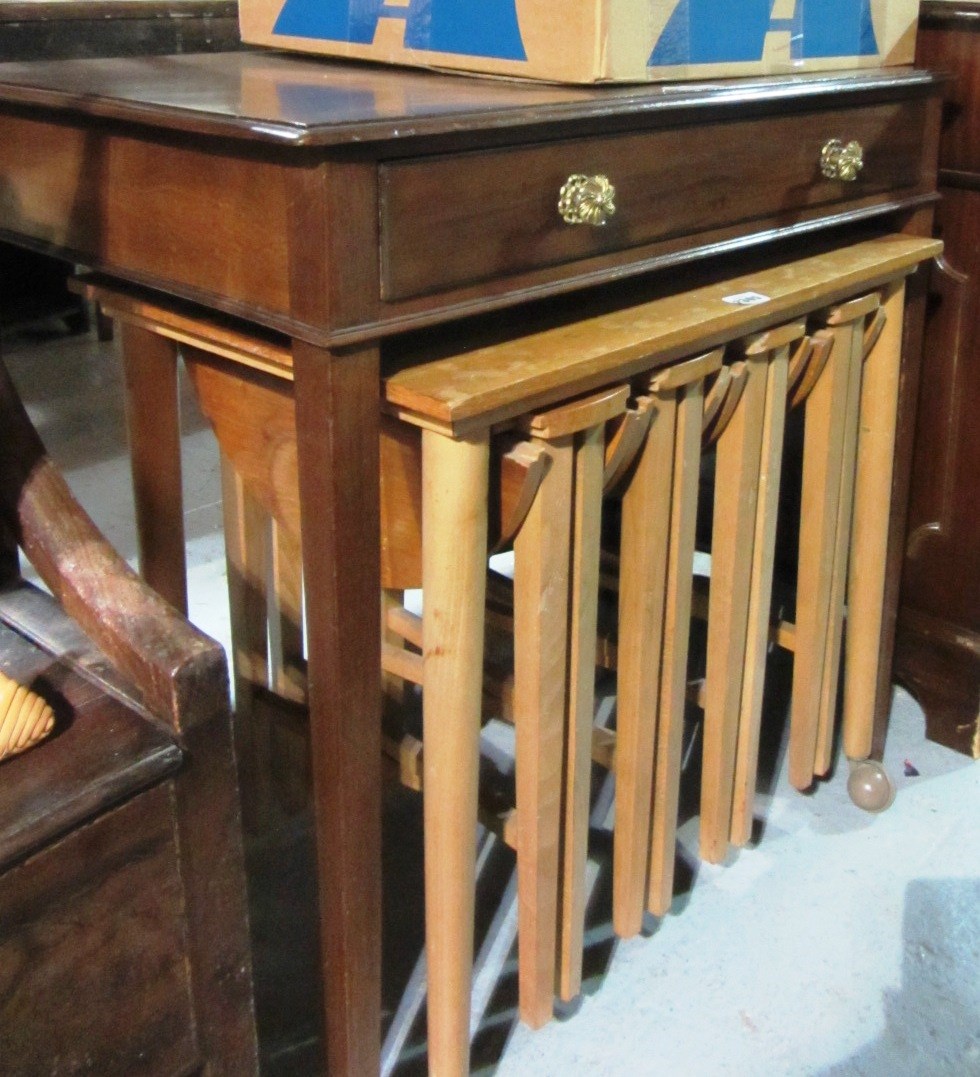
left=558, top=423, right=604, bottom=1002
left=813, top=316, right=867, bottom=777
left=613, top=389, right=675, bottom=937
left=789, top=315, right=857, bottom=790
left=512, top=436, right=571, bottom=1029
left=729, top=345, right=792, bottom=847
left=845, top=281, right=908, bottom=761
left=700, top=356, right=769, bottom=864
left=700, top=324, right=804, bottom=855
left=646, top=371, right=707, bottom=917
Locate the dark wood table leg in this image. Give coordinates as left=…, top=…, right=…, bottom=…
left=293, top=340, right=382, bottom=1077
left=119, top=322, right=188, bottom=614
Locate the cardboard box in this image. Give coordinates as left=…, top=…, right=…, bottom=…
left=239, top=1, right=920, bottom=85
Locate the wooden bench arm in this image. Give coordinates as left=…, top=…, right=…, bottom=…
left=0, top=359, right=226, bottom=735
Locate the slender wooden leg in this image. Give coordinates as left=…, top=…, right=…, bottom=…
left=421, top=429, right=489, bottom=1077
left=646, top=377, right=703, bottom=915
left=872, top=264, right=929, bottom=760
left=292, top=342, right=382, bottom=1077
left=844, top=281, right=906, bottom=761
left=700, top=359, right=767, bottom=863
left=790, top=331, right=853, bottom=790
left=513, top=436, right=571, bottom=1028
left=270, top=517, right=305, bottom=700
left=791, top=294, right=881, bottom=789
left=813, top=320, right=865, bottom=776
left=267, top=536, right=312, bottom=814
left=730, top=346, right=790, bottom=846
left=516, top=384, right=625, bottom=1005
left=614, top=394, right=675, bottom=937
left=119, top=322, right=187, bottom=613
left=221, top=459, right=275, bottom=832
left=381, top=587, right=408, bottom=709
left=558, top=424, right=604, bottom=1002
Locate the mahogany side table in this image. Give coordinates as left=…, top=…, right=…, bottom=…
left=0, top=53, right=943, bottom=1075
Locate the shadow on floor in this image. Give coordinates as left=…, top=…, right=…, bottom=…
left=818, top=878, right=980, bottom=1076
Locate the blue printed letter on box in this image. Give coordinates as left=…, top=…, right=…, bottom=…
left=273, top=0, right=527, bottom=60
left=649, top=0, right=879, bottom=67
left=793, top=0, right=878, bottom=57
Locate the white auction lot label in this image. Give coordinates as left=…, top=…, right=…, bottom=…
left=722, top=291, right=771, bottom=307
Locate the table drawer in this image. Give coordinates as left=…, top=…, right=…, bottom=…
left=380, top=100, right=928, bottom=302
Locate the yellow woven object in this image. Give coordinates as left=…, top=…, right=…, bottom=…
left=0, top=670, right=55, bottom=763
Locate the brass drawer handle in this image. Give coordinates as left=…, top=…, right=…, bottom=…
left=558, top=173, right=616, bottom=226
left=820, top=139, right=864, bottom=182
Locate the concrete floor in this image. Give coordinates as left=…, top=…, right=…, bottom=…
left=4, top=316, right=978, bottom=1076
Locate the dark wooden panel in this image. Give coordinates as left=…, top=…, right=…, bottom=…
left=0, top=243, right=85, bottom=330
left=380, top=100, right=929, bottom=300
left=0, top=1, right=242, bottom=64
left=0, top=783, right=200, bottom=1076
left=897, top=188, right=980, bottom=757
left=0, top=0, right=243, bottom=334
left=896, top=11, right=980, bottom=757
left=903, top=191, right=980, bottom=626
left=917, top=8, right=980, bottom=179
left=895, top=607, right=980, bottom=757
left=0, top=113, right=293, bottom=321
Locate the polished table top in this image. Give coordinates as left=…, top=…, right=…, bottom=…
left=0, top=51, right=940, bottom=146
